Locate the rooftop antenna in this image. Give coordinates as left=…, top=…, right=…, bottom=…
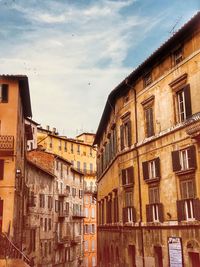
left=169, top=16, right=182, bottom=35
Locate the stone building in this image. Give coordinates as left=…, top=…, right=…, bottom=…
left=37, top=130, right=97, bottom=266
left=94, top=12, right=200, bottom=267
left=25, top=150, right=84, bottom=267
left=0, top=75, right=32, bottom=247
left=25, top=118, right=40, bottom=151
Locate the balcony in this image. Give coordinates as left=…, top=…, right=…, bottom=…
left=58, top=190, right=69, bottom=198
left=56, top=235, right=71, bottom=246
left=58, top=210, right=69, bottom=219
left=72, top=211, right=85, bottom=219
left=186, top=120, right=200, bottom=141
left=71, top=236, right=81, bottom=246
left=84, top=186, right=97, bottom=194
left=0, top=135, right=14, bottom=156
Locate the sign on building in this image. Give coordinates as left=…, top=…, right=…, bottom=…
left=168, top=237, right=184, bottom=267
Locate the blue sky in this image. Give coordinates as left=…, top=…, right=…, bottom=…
left=0, top=0, right=199, bottom=137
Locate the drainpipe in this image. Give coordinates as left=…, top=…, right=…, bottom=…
left=133, top=87, right=145, bottom=267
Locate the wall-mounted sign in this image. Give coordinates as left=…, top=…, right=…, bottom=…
left=168, top=237, right=184, bottom=267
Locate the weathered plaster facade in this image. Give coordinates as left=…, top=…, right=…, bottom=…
left=95, top=13, right=200, bottom=267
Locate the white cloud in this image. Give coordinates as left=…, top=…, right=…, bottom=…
left=0, top=0, right=162, bottom=137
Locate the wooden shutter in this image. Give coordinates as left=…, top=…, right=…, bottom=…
left=188, top=145, right=196, bottom=169
left=176, top=200, right=186, bottom=222
left=171, top=151, right=181, bottom=172
left=146, top=204, right=153, bottom=222
left=142, top=161, right=149, bottom=180
left=0, top=160, right=4, bottom=180
left=127, top=120, right=132, bottom=147
left=123, top=207, right=128, bottom=223
left=0, top=199, right=3, bottom=232
left=122, top=169, right=126, bottom=185
left=127, top=167, right=134, bottom=184
left=146, top=108, right=154, bottom=137
left=132, top=206, right=136, bottom=222
left=155, top=157, right=160, bottom=178
left=2, top=84, right=8, bottom=102
left=193, top=199, right=200, bottom=221
left=183, top=84, right=192, bottom=119
left=158, top=203, right=164, bottom=222
left=120, top=125, right=124, bottom=150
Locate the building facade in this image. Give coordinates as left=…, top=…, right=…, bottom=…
left=37, top=130, right=97, bottom=266
left=25, top=149, right=84, bottom=267
left=94, top=13, right=200, bottom=267
left=0, top=75, right=32, bottom=247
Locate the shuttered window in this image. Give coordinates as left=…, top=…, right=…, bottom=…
left=0, top=160, right=4, bottom=180
left=124, top=191, right=133, bottom=207
left=0, top=199, right=3, bottom=232
left=176, top=84, right=192, bottom=122
left=180, top=179, right=195, bottom=199
left=122, top=167, right=134, bottom=186
left=172, top=145, right=196, bottom=172
left=123, top=206, right=135, bottom=223
left=120, top=120, right=132, bottom=150
left=0, top=84, right=8, bottom=103
left=145, top=107, right=154, bottom=137
left=149, top=187, right=159, bottom=204
left=146, top=203, right=163, bottom=222
left=142, top=158, right=160, bottom=181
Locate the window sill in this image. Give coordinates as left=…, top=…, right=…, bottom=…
left=123, top=183, right=134, bottom=188
left=145, top=177, right=160, bottom=184
left=175, top=168, right=195, bottom=176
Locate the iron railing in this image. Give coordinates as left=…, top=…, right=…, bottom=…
left=0, top=135, right=14, bottom=150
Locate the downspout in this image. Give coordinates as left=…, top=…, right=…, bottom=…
left=133, top=87, right=145, bottom=267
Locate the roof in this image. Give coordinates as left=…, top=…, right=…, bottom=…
left=0, top=75, right=32, bottom=117
left=26, top=117, right=40, bottom=126
left=76, top=132, right=95, bottom=138
left=94, top=11, right=200, bottom=145
left=27, top=159, right=55, bottom=178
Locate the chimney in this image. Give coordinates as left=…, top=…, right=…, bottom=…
left=46, top=125, right=50, bottom=131
left=52, top=127, right=56, bottom=134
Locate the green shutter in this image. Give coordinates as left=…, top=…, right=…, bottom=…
left=183, top=84, right=192, bottom=119
left=171, top=151, right=181, bottom=172
left=142, top=161, right=149, bottom=180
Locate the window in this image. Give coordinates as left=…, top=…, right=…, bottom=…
left=30, top=229, right=36, bottom=252
left=48, top=218, right=51, bottom=230
left=84, top=257, right=88, bottom=267
left=123, top=191, right=135, bottom=223
left=40, top=218, right=43, bottom=228
left=49, top=137, right=52, bottom=148
left=55, top=200, right=59, bottom=212
left=77, top=145, right=80, bottom=155
left=44, top=218, right=47, bottom=231
left=113, top=191, right=119, bottom=223
left=173, top=47, right=183, bottom=65
left=146, top=187, right=164, bottom=222
left=58, top=140, right=61, bottom=151
left=177, top=178, right=199, bottom=221
left=84, top=224, right=88, bottom=234
left=123, top=91, right=129, bottom=104
left=79, top=189, right=83, bottom=199
left=64, top=141, right=67, bottom=152
left=72, top=188, right=76, bottom=197
left=77, top=161, right=80, bottom=170
left=91, top=240, right=95, bottom=251
left=90, top=147, right=93, bottom=156
left=66, top=202, right=69, bottom=215
left=48, top=196, right=52, bottom=209
left=91, top=207, right=95, bottom=218
left=39, top=194, right=45, bottom=208
left=49, top=241, right=51, bottom=254
left=92, top=224, right=95, bottom=233
left=85, top=208, right=89, bottom=217
left=172, top=145, right=196, bottom=172
left=143, top=72, right=152, bottom=87
left=0, top=84, right=8, bottom=103
left=145, top=107, right=154, bottom=137
left=120, top=119, right=132, bottom=150
left=71, top=143, right=73, bottom=153
left=84, top=240, right=88, bottom=251
left=142, top=158, right=160, bottom=181
left=122, top=167, right=134, bottom=186
left=44, top=242, right=48, bottom=257
left=176, top=84, right=192, bottom=122
left=84, top=162, right=87, bottom=172
left=92, top=256, right=96, bottom=267
left=90, top=163, right=93, bottom=173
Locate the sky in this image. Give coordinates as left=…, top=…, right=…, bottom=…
left=0, top=0, right=199, bottom=137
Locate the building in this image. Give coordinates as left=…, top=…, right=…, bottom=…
left=25, top=149, right=85, bottom=267
left=25, top=118, right=40, bottom=151
left=0, top=75, right=32, bottom=247
left=37, top=129, right=97, bottom=266
left=94, top=12, right=200, bottom=267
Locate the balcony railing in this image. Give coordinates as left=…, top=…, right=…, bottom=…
left=58, top=210, right=69, bottom=218
left=0, top=135, right=14, bottom=156
left=71, top=235, right=81, bottom=246
left=74, top=167, right=96, bottom=176
left=84, top=186, right=97, bottom=193
left=56, top=235, right=71, bottom=246
left=72, top=211, right=85, bottom=219
left=58, top=190, right=69, bottom=198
